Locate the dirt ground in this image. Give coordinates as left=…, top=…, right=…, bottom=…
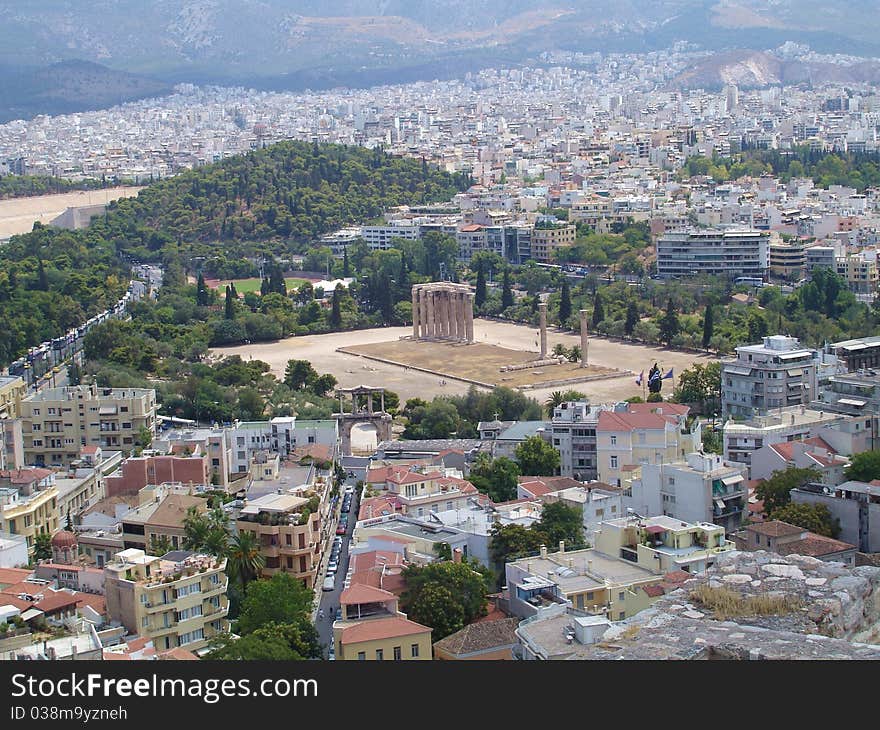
left=0, top=186, right=142, bottom=239
left=212, top=319, right=719, bottom=405
left=341, top=339, right=619, bottom=388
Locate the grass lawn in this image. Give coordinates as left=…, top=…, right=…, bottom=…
left=215, top=277, right=310, bottom=295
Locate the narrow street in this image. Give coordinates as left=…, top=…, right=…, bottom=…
left=316, top=462, right=365, bottom=658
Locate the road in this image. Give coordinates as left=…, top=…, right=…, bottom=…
left=315, top=467, right=364, bottom=658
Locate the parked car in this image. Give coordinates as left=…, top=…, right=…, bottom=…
left=327, top=560, right=338, bottom=573
left=336, top=524, right=347, bottom=535
left=322, top=576, right=335, bottom=591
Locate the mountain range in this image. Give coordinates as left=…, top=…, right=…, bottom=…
left=2, top=1, right=880, bottom=120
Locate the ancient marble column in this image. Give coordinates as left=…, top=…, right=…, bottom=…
left=465, top=293, right=475, bottom=343
left=538, top=302, right=548, bottom=358
left=580, top=309, right=589, bottom=368
left=420, top=287, right=429, bottom=339
left=412, top=287, right=421, bottom=339
left=426, top=290, right=436, bottom=338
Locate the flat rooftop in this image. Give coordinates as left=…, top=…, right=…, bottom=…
left=511, top=549, right=659, bottom=593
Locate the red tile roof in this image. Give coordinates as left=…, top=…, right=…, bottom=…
left=0, top=567, right=32, bottom=588
left=340, top=583, right=396, bottom=605
left=747, top=520, right=804, bottom=538
left=775, top=534, right=856, bottom=558
left=339, top=616, right=431, bottom=645
left=597, top=410, right=678, bottom=432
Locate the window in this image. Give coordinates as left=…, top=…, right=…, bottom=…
left=668, top=476, right=675, bottom=485
left=393, top=646, right=402, bottom=661
left=586, top=591, right=594, bottom=601
left=618, top=591, right=625, bottom=601
left=357, top=652, right=366, bottom=661
left=32, top=424, right=41, bottom=431
left=411, top=643, right=420, bottom=658
left=618, top=612, right=626, bottom=621
left=610, top=456, right=618, bottom=469
left=142, top=616, right=149, bottom=628
left=610, top=435, right=617, bottom=446
left=375, top=649, right=383, bottom=660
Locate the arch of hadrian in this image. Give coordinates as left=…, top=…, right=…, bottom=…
left=411, top=282, right=474, bottom=343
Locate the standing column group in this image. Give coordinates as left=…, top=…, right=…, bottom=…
left=411, top=283, right=474, bottom=343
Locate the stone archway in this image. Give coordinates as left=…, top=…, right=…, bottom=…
left=349, top=422, right=380, bottom=454
left=334, top=385, right=393, bottom=456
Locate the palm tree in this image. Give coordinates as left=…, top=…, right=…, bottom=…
left=228, top=531, right=265, bottom=589
left=551, top=343, right=567, bottom=357
left=182, top=506, right=210, bottom=551
left=545, top=391, right=566, bottom=412
left=567, top=345, right=582, bottom=363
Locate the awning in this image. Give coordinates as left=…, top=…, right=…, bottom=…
left=786, top=368, right=803, bottom=377
left=645, top=525, right=666, bottom=534
left=98, top=406, right=118, bottom=415
left=724, top=366, right=752, bottom=376
left=721, top=474, right=744, bottom=486
left=714, top=499, right=726, bottom=511
left=838, top=398, right=867, bottom=407
left=778, top=352, right=809, bottom=360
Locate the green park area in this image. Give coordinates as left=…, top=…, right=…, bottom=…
left=216, top=277, right=310, bottom=295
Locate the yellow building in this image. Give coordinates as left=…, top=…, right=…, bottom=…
left=19, top=383, right=156, bottom=466
left=103, top=548, right=229, bottom=654
left=0, top=376, right=26, bottom=420
left=505, top=543, right=663, bottom=622
left=0, top=468, right=59, bottom=555
left=593, top=514, right=733, bottom=574
left=236, top=491, right=322, bottom=588
left=332, top=583, right=432, bottom=661
left=530, top=222, right=577, bottom=263
left=836, top=255, right=879, bottom=296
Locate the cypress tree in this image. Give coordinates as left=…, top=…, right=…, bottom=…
left=625, top=301, right=639, bottom=336
left=591, top=292, right=605, bottom=328
left=343, top=247, right=350, bottom=277
left=196, top=272, right=208, bottom=305
left=659, top=297, right=680, bottom=345
left=559, top=277, right=572, bottom=326
left=475, top=262, right=487, bottom=308
left=224, top=286, right=235, bottom=319
left=331, top=285, right=342, bottom=329
left=702, top=304, right=714, bottom=350
left=501, top=267, right=514, bottom=310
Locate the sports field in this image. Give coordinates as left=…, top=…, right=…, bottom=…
left=210, top=277, right=310, bottom=294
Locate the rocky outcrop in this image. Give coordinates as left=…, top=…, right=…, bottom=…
left=578, top=551, right=880, bottom=659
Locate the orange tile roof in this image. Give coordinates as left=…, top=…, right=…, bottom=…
left=0, top=567, right=32, bottom=588
left=340, top=616, right=431, bottom=645
left=340, top=583, right=396, bottom=605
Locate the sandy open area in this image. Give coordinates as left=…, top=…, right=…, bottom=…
left=213, top=319, right=719, bottom=405
left=0, top=186, right=143, bottom=239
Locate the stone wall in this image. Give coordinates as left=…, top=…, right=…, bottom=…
left=573, top=550, right=880, bottom=659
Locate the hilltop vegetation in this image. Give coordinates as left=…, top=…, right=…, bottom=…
left=0, top=140, right=470, bottom=369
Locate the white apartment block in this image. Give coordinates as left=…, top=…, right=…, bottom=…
left=628, top=452, right=749, bottom=535
left=721, top=335, right=817, bottom=419
left=656, top=228, right=769, bottom=279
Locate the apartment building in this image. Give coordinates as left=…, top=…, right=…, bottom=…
left=836, top=255, right=878, bottom=297
left=596, top=402, right=700, bottom=487
left=769, top=239, right=806, bottom=280
left=749, top=437, right=850, bottom=485
left=812, top=370, right=880, bottom=435
left=721, top=335, right=817, bottom=419
left=155, top=427, right=231, bottom=490
left=121, top=493, right=208, bottom=552
left=228, top=418, right=338, bottom=476
left=0, top=376, right=26, bottom=419
left=806, top=245, right=837, bottom=271
left=630, top=452, right=749, bottom=535
left=734, top=520, right=857, bottom=566
left=723, top=407, right=862, bottom=467
left=505, top=542, right=664, bottom=621
left=332, top=584, right=432, bottom=661
left=235, top=491, right=322, bottom=587
left=103, top=548, right=229, bottom=654
left=791, top=480, right=880, bottom=553
left=20, top=384, right=156, bottom=466
left=656, top=228, right=769, bottom=279
left=549, top=401, right=603, bottom=481
left=1, top=419, right=24, bottom=471
left=369, top=464, right=482, bottom=518
left=0, top=468, right=59, bottom=555
left=530, top=221, right=576, bottom=263
left=539, top=483, right=623, bottom=542
left=826, top=335, right=880, bottom=371
left=104, top=449, right=210, bottom=498
left=593, top=514, right=733, bottom=574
